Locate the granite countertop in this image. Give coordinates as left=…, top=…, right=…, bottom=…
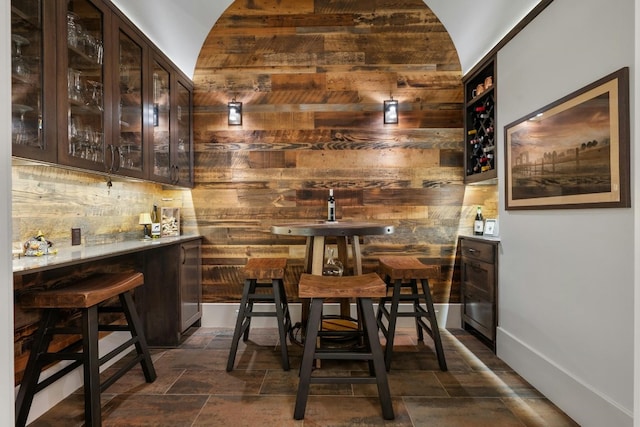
left=459, top=234, right=501, bottom=243
left=13, top=234, right=202, bottom=275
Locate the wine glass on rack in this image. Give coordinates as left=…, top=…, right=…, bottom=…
left=86, top=80, right=103, bottom=111
left=12, top=104, right=33, bottom=145
left=12, top=34, right=31, bottom=78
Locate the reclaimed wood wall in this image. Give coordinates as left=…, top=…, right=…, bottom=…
left=192, top=0, right=498, bottom=304
left=11, top=163, right=195, bottom=250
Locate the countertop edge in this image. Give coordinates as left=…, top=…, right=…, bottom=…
left=13, top=235, right=202, bottom=275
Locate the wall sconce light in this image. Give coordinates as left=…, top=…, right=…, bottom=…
left=384, top=96, right=398, bottom=124
left=139, top=212, right=152, bottom=238
left=228, top=98, right=242, bottom=125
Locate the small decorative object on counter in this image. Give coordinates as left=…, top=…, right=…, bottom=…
left=474, top=206, right=484, bottom=236
left=139, top=213, right=152, bottom=239
left=151, top=205, right=161, bottom=238
left=322, top=248, right=343, bottom=276
left=160, top=207, right=180, bottom=237
left=327, top=189, right=336, bottom=222
left=23, top=231, right=55, bottom=256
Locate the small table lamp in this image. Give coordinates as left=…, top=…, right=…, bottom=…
left=139, top=213, right=152, bottom=238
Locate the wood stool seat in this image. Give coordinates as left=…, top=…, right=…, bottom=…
left=227, top=258, right=292, bottom=371
left=294, top=272, right=394, bottom=421
left=377, top=256, right=447, bottom=371
left=15, top=271, right=156, bottom=427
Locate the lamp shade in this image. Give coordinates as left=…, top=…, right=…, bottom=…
left=139, top=213, right=152, bottom=225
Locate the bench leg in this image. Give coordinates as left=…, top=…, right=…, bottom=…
left=410, top=280, right=424, bottom=341
left=82, top=306, right=101, bottom=427
left=360, top=297, right=394, bottom=420
left=294, top=298, right=323, bottom=420
left=420, top=278, right=447, bottom=371
left=272, top=278, right=290, bottom=371
left=383, top=279, right=402, bottom=371
left=15, top=309, right=59, bottom=427
left=120, top=291, right=157, bottom=382
left=227, top=279, right=252, bottom=372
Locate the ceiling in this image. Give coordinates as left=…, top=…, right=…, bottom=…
left=110, top=0, right=542, bottom=78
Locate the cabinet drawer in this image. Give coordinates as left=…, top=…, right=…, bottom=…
left=462, top=292, right=495, bottom=340
left=460, top=238, right=495, bottom=263
left=461, top=260, right=495, bottom=299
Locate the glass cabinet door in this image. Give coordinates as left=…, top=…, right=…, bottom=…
left=11, top=0, right=56, bottom=163
left=175, top=79, right=193, bottom=186
left=58, top=0, right=110, bottom=171
left=115, top=24, right=145, bottom=178
left=151, top=59, right=171, bottom=182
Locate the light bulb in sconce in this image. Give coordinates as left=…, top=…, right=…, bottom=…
left=228, top=98, right=242, bottom=126
left=383, top=96, right=398, bottom=124
left=139, top=213, right=152, bottom=238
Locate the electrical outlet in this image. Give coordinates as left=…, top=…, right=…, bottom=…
left=71, top=228, right=81, bottom=246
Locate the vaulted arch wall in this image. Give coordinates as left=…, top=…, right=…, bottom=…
left=191, top=0, right=498, bottom=303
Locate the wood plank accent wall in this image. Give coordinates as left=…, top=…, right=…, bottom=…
left=193, top=0, right=498, bottom=304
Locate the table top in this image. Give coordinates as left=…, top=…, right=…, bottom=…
left=13, top=235, right=202, bottom=275
left=271, top=221, right=394, bottom=237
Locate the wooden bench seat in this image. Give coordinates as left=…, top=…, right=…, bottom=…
left=15, top=272, right=156, bottom=427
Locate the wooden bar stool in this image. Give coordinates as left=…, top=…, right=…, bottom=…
left=294, top=272, right=394, bottom=421
left=376, top=256, right=447, bottom=371
left=227, top=258, right=292, bottom=371
left=15, top=271, right=156, bottom=427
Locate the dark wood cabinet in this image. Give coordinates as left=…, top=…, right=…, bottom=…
left=463, top=57, right=497, bottom=184
left=179, top=240, right=202, bottom=332
left=459, top=236, right=499, bottom=350
left=11, top=0, right=57, bottom=163
left=11, top=0, right=194, bottom=188
left=109, top=12, right=149, bottom=180
left=140, top=238, right=202, bottom=347
left=56, top=0, right=113, bottom=173
left=148, top=54, right=194, bottom=187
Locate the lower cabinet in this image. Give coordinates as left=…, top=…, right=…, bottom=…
left=459, top=236, right=499, bottom=351
left=139, top=238, right=202, bottom=347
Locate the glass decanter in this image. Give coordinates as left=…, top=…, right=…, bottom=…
left=322, top=248, right=344, bottom=276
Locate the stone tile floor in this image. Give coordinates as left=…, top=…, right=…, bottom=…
left=30, top=327, right=579, bottom=426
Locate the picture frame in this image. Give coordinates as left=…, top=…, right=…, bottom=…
left=484, top=219, right=497, bottom=236
left=504, top=67, right=630, bottom=210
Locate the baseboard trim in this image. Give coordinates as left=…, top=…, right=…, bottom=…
left=202, top=302, right=461, bottom=329
left=497, top=327, right=633, bottom=427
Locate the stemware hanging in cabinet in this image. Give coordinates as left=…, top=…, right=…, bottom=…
left=57, top=0, right=110, bottom=171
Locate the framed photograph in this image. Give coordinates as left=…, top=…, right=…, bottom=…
left=505, top=67, right=630, bottom=210
left=484, top=219, right=497, bottom=236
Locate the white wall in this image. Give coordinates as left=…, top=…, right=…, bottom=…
left=496, top=1, right=635, bottom=426
left=1, top=0, right=15, bottom=422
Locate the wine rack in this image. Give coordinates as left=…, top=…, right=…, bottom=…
left=464, top=58, right=497, bottom=184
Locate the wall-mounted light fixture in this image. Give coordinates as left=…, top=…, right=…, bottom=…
left=383, top=96, right=398, bottom=124
left=228, top=98, right=242, bottom=125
